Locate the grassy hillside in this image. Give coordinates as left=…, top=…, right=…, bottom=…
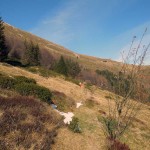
left=4, top=23, right=150, bottom=95
left=4, top=23, right=125, bottom=72
left=1, top=23, right=150, bottom=149
left=0, top=63, right=150, bottom=150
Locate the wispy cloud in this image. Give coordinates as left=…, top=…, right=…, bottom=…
left=29, top=0, right=150, bottom=63
left=114, top=22, right=150, bottom=65
left=29, top=0, right=121, bottom=49
left=30, top=0, right=89, bottom=45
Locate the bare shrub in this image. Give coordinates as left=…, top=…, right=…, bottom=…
left=100, top=29, right=150, bottom=148
left=40, top=48, right=56, bottom=68
left=107, top=137, right=130, bottom=150
left=6, top=36, right=25, bottom=59
left=80, top=69, right=108, bottom=88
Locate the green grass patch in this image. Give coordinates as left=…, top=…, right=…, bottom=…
left=26, top=66, right=60, bottom=77
left=0, top=76, right=16, bottom=89
left=14, top=76, right=36, bottom=84
left=69, top=117, right=82, bottom=133
left=0, top=74, right=52, bottom=104
left=15, top=83, right=52, bottom=103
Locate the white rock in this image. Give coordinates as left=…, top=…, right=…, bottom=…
left=56, top=110, right=74, bottom=124
left=55, top=102, right=83, bottom=124
left=76, top=102, right=83, bottom=108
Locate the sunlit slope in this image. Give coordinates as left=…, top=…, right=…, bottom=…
left=0, top=63, right=150, bottom=150
left=4, top=23, right=126, bottom=72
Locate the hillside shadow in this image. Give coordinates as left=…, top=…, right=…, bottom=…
left=4, top=59, right=28, bottom=67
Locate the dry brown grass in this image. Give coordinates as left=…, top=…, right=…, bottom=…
left=0, top=88, right=19, bottom=98
left=0, top=63, right=92, bottom=101
left=0, top=96, right=63, bottom=149
left=52, top=127, right=105, bottom=150
left=0, top=63, right=150, bottom=150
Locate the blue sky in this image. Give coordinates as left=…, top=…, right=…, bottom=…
left=1, top=0, right=150, bottom=64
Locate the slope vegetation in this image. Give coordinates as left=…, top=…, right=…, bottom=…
left=0, top=63, right=150, bottom=150
left=4, top=23, right=125, bottom=72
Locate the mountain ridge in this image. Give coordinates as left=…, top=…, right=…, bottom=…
left=4, top=23, right=128, bottom=72
left=0, top=22, right=150, bottom=150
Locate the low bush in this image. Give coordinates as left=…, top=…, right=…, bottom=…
left=14, top=83, right=52, bottom=103
left=15, top=83, right=35, bottom=96
left=0, top=76, right=16, bottom=89
left=69, top=117, right=82, bottom=133
left=0, top=75, right=36, bottom=90
left=0, top=74, right=52, bottom=103
left=14, top=76, right=36, bottom=84
left=101, top=117, right=118, bottom=139
left=35, top=86, right=52, bottom=103
left=107, top=137, right=130, bottom=150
